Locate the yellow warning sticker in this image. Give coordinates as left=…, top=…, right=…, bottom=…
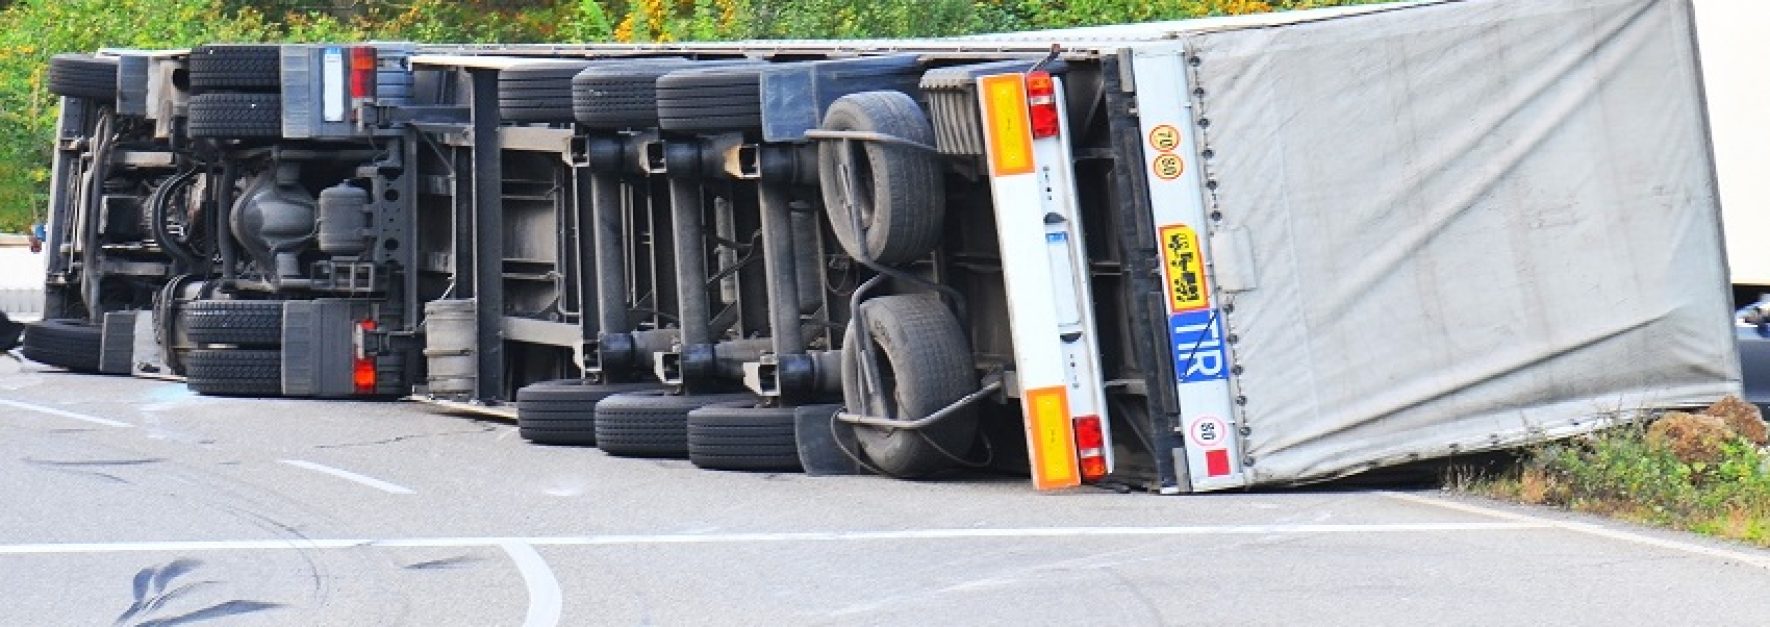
left=1159, top=224, right=1209, bottom=312
left=1152, top=153, right=1185, bottom=180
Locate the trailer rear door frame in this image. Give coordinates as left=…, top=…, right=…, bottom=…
left=1129, top=46, right=1249, bottom=492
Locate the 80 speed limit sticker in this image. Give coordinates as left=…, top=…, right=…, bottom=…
left=1188, top=415, right=1229, bottom=449
left=1152, top=153, right=1185, bottom=180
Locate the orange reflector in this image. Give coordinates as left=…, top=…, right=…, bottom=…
left=1024, top=386, right=1079, bottom=490
left=1074, top=414, right=1107, bottom=481
left=980, top=74, right=1035, bottom=177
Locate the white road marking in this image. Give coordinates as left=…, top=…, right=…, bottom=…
left=0, top=538, right=374, bottom=554
left=500, top=542, right=563, bottom=627
left=0, top=398, right=132, bottom=428
left=515, top=522, right=1549, bottom=544
left=278, top=459, right=416, bottom=495
left=0, top=521, right=1546, bottom=556
left=1382, top=491, right=1770, bottom=569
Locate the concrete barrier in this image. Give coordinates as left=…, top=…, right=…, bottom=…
left=0, top=287, right=43, bottom=321
left=0, top=242, right=45, bottom=321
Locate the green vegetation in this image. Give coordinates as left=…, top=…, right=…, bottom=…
left=0, top=0, right=1382, bottom=232
left=1463, top=397, right=1770, bottom=546
left=0, top=0, right=273, bottom=233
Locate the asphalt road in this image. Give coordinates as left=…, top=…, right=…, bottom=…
left=5, top=359, right=1770, bottom=626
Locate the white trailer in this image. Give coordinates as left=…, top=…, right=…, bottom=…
left=967, top=0, right=1738, bottom=487
left=1693, top=0, right=1770, bottom=289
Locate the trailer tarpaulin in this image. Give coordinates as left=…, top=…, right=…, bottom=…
left=1185, top=0, right=1738, bottom=483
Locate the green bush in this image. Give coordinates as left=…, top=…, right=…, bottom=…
left=0, top=0, right=275, bottom=232
left=1471, top=419, right=1770, bottom=546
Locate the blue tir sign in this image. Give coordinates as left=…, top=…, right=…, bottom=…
left=1169, top=309, right=1227, bottom=383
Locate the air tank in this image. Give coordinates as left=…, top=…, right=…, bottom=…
left=317, top=181, right=371, bottom=255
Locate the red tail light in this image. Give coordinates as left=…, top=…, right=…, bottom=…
left=353, top=320, right=377, bottom=395
left=1026, top=70, right=1060, bottom=139
left=1074, top=414, right=1107, bottom=480
left=349, top=46, right=377, bottom=100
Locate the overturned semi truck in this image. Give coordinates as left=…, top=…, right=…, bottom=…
left=23, top=0, right=1741, bottom=492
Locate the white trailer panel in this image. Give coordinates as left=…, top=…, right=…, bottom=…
left=1693, top=0, right=1770, bottom=287
left=1170, top=0, right=1738, bottom=485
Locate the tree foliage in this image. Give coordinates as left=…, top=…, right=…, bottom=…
left=0, top=0, right=275, bottom=232
left=0, top=0, right=1383, bottom=231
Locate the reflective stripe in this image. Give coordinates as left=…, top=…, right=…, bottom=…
left=1025, top=386, right=1079, bottom=489
left=979, top=74, right=1035, bottom=176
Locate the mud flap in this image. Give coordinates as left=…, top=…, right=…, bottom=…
left=99, top=311, right=136, bottom=375
left=282, top=300, right=363, bottom=398
left=793, top=404, right=865, bottom=476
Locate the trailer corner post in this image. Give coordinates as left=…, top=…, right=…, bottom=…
left=468, top=67, right=505, bottom=402
left=1130, top=47, right=1248, bottom=492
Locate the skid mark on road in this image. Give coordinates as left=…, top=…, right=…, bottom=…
left=0, top=397, right=133, bottom=428
left=22, top=457, right=164, bottom=484
left=277, top=460, right=416, bottom=495
left=1382, top=491, right=1770, bottom=570
left=313, top=426, right=496, bottom=450
left=403, top=555, right=484, bottom=570
left=0, top=521, right=1550, bottom=556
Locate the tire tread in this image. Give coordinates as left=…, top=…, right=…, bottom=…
left=185, top=349, right=282, bottom=397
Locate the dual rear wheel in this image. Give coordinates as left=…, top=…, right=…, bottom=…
left=179, top=300, right=283, bottom=397
left=187, top=45, right=283, bottom=139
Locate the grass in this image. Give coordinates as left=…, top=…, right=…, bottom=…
left=1458, top=415, right=1770, bottom=546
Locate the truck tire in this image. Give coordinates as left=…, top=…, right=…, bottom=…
left=840, top=294, right=978, bottom=477
left=570, top=58, right=697, bottom=130
left=181, top=300, right=282, bottom=347
left=818, top=91, right=946, bottom=266
left=0, top=313, right=22, bottom=353
left=188, top=93, right=281, bottom=139
left=655, top=63, right=770, bottom=133
left=499, top=61, right=596, bottom=123
left=687, top=401, right=803, bottom=472
left=184, top=349, right=282, bottom=397
left=517, top=380, right=660, bottom=446
left=594, top=390, right=753, bottom=458
left=47, top=54, right=119, bottom=103
left=188, top=45, right=282, bottom=93
left=21, top=318, right=104, bottom=373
